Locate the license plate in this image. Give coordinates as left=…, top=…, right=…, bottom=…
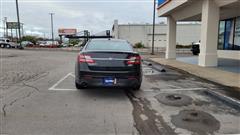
left=103, top=77, right=117, bottom=85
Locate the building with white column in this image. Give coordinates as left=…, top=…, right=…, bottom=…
left=158, top=0, right=240, bottom=67
left=112, top=20, right=201, bottom=48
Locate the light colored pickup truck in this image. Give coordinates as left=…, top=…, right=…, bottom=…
left=0, top=38, right=18, bottom=48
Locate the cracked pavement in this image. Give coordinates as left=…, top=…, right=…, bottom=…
left=0, top=49, right=239, bottom=135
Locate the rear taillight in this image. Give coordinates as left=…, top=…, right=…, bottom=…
left=127, top=56, right=141, bottom=65
left=78, top=54, right=95, bottom=63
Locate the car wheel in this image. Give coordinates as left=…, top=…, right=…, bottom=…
left=0, top=44, right=5, bottom=48
left=75, top=82, right=86, bottom=89
left=192, top=52, right=199, bottom=55
left=6, top=44, right=11, bottom=48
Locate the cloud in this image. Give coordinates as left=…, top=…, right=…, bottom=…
left=1, top=0, right=166, bottom=38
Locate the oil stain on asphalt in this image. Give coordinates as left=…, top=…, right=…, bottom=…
left=155, top=93, right=193, bottom=107
left=171, top=110, right=220, bottom=135
left=125, top=90, right=177, bottom=135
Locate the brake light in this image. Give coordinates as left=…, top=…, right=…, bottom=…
left=78, top=54, right=95, bottom=63
left=127, top=56, right=141, bottom=65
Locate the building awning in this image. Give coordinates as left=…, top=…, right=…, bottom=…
left=157, top=0, right=240, bottom=21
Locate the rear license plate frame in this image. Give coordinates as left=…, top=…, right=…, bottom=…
left=103, top=77, right=117, bottom=86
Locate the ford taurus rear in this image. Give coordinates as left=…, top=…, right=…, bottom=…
left=75, top=39, right=142, bottom=90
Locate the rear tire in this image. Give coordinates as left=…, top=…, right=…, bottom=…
left=192, top=52, right=199, bottom=55
left=6, top=44, right=11, bottom=48
left=0, top=44, right=5, bottom=48
left=75, top=82, right=86, bottom=89
left=132, top=84, right=141, bottom=91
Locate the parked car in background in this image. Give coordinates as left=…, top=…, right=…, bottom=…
left=37, top=41, right=59, bottom=47
left=0, top=38, right=17, bottom=48
left=21, top=41, right=34, bottom=47
left=191, top=42, right=200, bottom=55
left=75, top=39, right=142, bottom=90
left=61, top=43, right=69, bottom=47
left=38, top=41, right=47, bottom=47
left=46, top=41, right=59, bottom=46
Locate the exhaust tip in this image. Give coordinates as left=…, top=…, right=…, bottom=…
left=81, top=82, right=88, bottom=87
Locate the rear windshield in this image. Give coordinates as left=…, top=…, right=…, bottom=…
left=86, top=40, right=133, bottom=52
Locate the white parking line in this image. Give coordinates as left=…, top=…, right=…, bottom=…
left=49, top=73, right=77, bottom=91
left=69, top=73, right=75, bottom=77
left=49, top=88, right=77, bottom=91
left=49, top=73, right=208, bottom=92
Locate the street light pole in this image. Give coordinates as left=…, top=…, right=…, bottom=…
left=151, top=0, right=156, bottom=55
left=15, top=0, right=22, bottom=48
left=49, top=13, right=54, bottom=45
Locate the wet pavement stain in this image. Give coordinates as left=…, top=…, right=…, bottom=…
left=125, top=90, right=176, bottom=135
left=145, top=73, right=187, bottom=82
left=0, top=54, right=21, bottom=58
left=151, top=87, right=161, bottom=91
left=155, top=93, right=193, bottom=107
left=171, top=110, right=220, bottom=135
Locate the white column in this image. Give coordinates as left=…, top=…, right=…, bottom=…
left=165, top=16, right=176, bottom=59
left=199, top=0, right=219, bottom=67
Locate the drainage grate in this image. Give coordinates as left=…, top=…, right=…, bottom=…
left=155, top=93, right=193, bottom=106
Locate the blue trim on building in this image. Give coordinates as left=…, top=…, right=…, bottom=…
left=158, top=0, right=166, bottom=6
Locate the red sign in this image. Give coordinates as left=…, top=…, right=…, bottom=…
left=58, top=29, right=77, bottom=36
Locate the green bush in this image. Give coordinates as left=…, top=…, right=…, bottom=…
left=21, top=36, right=38, bottom=44
left=134, top=42, right=145, bottom=48
left=69, top=39, right=81, bottom=46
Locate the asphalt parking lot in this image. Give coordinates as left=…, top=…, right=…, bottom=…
left=0, top=49, right=239, bottom=135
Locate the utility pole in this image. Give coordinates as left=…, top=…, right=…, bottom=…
left=49, top=13, right=54, bottom=45
left=21, top=23, right=24, bottom=37
left=151, top=0, right=156, bottom=55
left=16, top=0, right=22, bottom=48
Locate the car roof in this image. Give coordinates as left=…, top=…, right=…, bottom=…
left=90, top=38, right=127, bottom=42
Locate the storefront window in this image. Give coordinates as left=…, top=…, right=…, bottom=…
left=224, top=19, right=235, bottom=50
left=218, top=21, right=225, bottom=50
left=234, top=17, right=240, bottom=50
left=218, top=17, right=240, bottom=51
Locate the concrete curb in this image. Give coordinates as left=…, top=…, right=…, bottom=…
left=149, top=58, right=240, bottom=89
left=205, top=90, right=240, bottom=110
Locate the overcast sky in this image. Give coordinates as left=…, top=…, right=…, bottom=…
left=0, top=0, right=166, bottom=38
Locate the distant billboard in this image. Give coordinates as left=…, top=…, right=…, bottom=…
left=58, top=29, right=77, bottom=36
left=6, top=22, right=22, bottom=29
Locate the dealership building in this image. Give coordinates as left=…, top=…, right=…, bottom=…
left=112, top=20, right=201, bottom=48
left=158, top=0, right=240, bottom=67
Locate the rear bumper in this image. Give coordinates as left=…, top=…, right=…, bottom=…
left=75, top=71, right=141, bottom=88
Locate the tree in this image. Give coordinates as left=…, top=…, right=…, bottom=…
left=21, top=36, right=38, bottom=44
left=69, top=39, right=80, bottom=46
